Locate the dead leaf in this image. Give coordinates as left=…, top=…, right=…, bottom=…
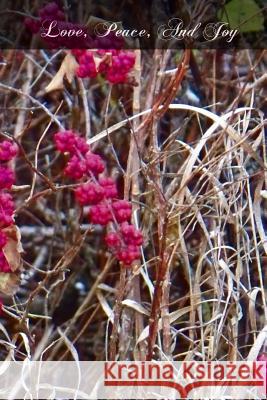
left=0, top=273, right=20, bottom=296
left=45, top=53, right=78, bottom=93
left=93, top=52, right=111, bottom=71
left=2, top=225, right=23, bottom=272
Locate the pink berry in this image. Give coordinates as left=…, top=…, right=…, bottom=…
left=76, top=52, right=97, bottom=78
left=0, top=192, right=14, bottom=214
left=99, top=177, right=118, bottom=199
left=0, top=166, right=14, bottom=189
left=112, top=200, right=132, bottom=223
left=105, top=232, right=121, bottom=249
left=105, top=51, right=135, bottom=84
left=75, top=183, right=104, bottom=205
left=0, top=213, right=13, bottom=228
left=54, top=131, right=77, bottom=153
left=94, top=33, right=124, bottom=50
left=24, top=17, right=41, bottom=33
left=116, top=244, right=141, bottom=266
left=75, top=49, right=135, bottom=84
left=42, top=2, right=59, bottom=15
left=0, top=231, right=7, bottom=249
left=120, top=222, right=143, bottom=246
left=0, top=192, right=14, bottom=228
left=76, top=65, right=88, bottom=78
left=54, top=131, right=89, bottom=155
left=56, top=10, right=66, bottom=20
left=0, top=140, right=18, bottom=161
left=52, top=127, right=144, bottom=269
left=89, top=204, right=112, bottom=225
left=64, top=155, right=86, bottom=180
left=38, top=2, right=64, bottom=21
left=85, top=153, right=105, bottom=175
left=71, top=49, right=86, bottom=59
left=75, top=137, right=90, bottom=155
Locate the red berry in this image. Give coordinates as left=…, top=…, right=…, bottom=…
left=85, top=153, right=105, bottom=175
left=0, top=231, right=7, bottom=249
left=89, top=204, right=112, bottom=225
left=116, top=244, right=141, bottom=266
left=0, top=166, right=14, bottom=189
left=75, top=49, right=135, bottom=84
left=120, top=222, right=143, bottom=246
left=112, top=200, right=132, bottom=223
left=42, top=2, right=59, bottom=15
left=75, top=137, right=90, bottom=155
left=99, top=177, right=118, bottom=199
left=105, top=51, right=135, bottom=84
left=72, top=49, right=86, bottom=59
left=94, top=32, right=124, bottom=50
left=38, top=2, right=65, bottom=21
left=65, top=155, right=86, bottom=180
left=0, top=192, right=14, bottom=213
left=54, top=131, right=77, bottom=153
left=0, top=140, right=18, bottom=161
left=54, top=131, right=89, bottom=155
left=105, top=232, right=121, bottom=249
left=52, top=127, right=143, bottom=269
left=76, top=53, right=97, bottom=78
left=75, top=183, right=104, bottom=205
left=24, top=17, right=41, bottom=33
left=0, top=192, right=14, bottom=228
left=76, top=65, right=88, bottom=78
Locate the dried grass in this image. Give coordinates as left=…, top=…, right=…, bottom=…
left=0, top=49, right=266, bottom=362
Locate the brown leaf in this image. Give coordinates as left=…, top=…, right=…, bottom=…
left=0, top=273, right=20, bottom=296
left=2, top=225, right=23, bottom=272
left=93, top=52, right=110, bottom=71
left=45, top=53, right=78, bottom=93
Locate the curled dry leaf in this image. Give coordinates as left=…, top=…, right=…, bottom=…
left=0, top=225, right=23, bottom=296
left=0, top=273, right=20, bottom=296
left=45, top=53, right=78, bottom=93
left=2, top=225, right=23, bottom=272
left=93, top=52, right=111, bottom=71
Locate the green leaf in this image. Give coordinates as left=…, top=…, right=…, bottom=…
left=218, top=0, right=265, bottom=32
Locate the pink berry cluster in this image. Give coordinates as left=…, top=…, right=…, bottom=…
left=72, top=49, right=136, bottom=84
left=24, top=2, right=90, bottom=48
left=24, top=2, right=135, bottom=81
left=54, top=130, right=143, bottom=266
left=24, top=2, right=129, bottom=52
left=24, top=2, right=65, bottom=34
left=0, top=140, right=18, bottom=272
